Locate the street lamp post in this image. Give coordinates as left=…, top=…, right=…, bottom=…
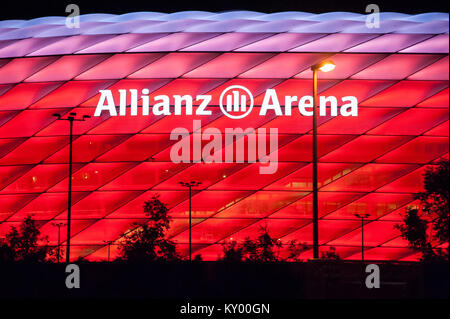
left=354, top=213, right=370, bottom=262
left=178, top=181, right=202, bottom=261
left=51, top=222, right=66, bottom=263
left=103, top=240, right=114, bottom=262
left=310, top=60, right=335, bottom=259
left=52, top=112, right=90, bottom=263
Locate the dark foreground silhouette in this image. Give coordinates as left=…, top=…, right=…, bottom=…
left=0, top=261, right=447, bottom=299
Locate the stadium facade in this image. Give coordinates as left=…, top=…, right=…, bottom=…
left=0, top=11, right=448, bottom=261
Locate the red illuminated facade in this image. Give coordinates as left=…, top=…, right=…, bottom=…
left=0, top=11, right=448, bottom=261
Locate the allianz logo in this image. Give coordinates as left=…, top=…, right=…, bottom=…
left=94, top=85, right=358, bottom=119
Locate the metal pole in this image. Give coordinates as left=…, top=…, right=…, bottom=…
left=312, top=69, right=319, bottom=259
left=354, top=213, right=369, bottom=262
left=57, top=225, right=61, bottom=263
left=53, top=112, right=90, bottom=263
left=189, top=185, right=192, bottom=262
left=361, top=217, right=365, bottom=263
left=179, top=181, right=201, bottom=261
left=66, top=118, right=73, bottom=264
left=52, top=222, right=65, bottom=263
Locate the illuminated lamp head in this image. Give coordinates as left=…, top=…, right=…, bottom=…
left=311, top=60, right=336, bottom=72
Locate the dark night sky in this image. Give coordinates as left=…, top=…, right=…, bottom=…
left=1, top=0, right=449, bottom=20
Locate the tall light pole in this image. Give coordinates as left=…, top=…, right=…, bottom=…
left=104, top=240, right=114, bottom=262
left=52, top=112, right=90, bottom=263
left=310, top=60, right=335, bottom=259
left=178, top=181, right=202, bottom=261
left=51, top=222, right=66, bottom=263
left=354, top=213, right=370, bottom=263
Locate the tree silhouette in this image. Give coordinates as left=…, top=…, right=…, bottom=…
left=118, top=196, right=180, bottom=262
left=220, top=226, right=308, bottom=262
left=319, top=247, right=341, bottom=260
left=241, top=226, right=282, bottom=262
left=221, top=240, right=244, bottom=262
left=285, top=240, right=309, bottom=262
left=395, top=159, right=449, bottom=261
left=0, top=216, right=55, bottom=263
left=396, top=207, right=435, bottom=260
